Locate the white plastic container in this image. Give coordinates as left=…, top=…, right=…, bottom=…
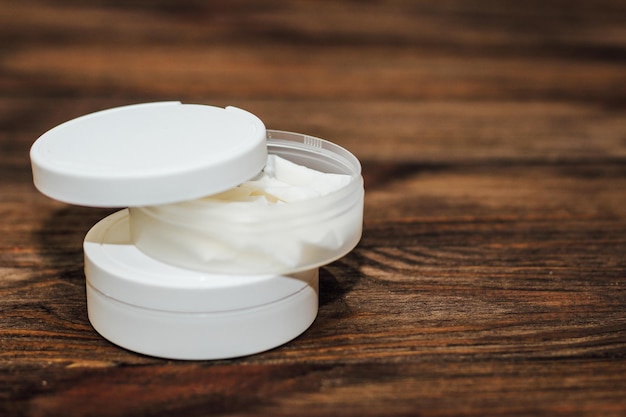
left=30, top=102, right=363, bottom=360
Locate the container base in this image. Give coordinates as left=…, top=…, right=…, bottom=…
left=83, top=209, right=319, bottom=360
left=87, top=274, right=318, bottom=360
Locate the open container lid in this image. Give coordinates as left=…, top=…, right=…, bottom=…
left=30, top=102, right=268, bottom=207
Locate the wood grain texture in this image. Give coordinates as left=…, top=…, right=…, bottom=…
left=1, top=1, right=626, bottom=416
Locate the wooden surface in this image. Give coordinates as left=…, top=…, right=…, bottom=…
left=2, top=1, right=626, bottom=416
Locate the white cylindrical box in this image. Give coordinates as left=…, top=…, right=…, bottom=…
left=30, top=102, right=363, bottom=360
left=84, top=210, right=319, bottom=360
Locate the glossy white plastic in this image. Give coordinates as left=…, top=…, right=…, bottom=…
left=85, top=210, right=318, bottom=360
left=30, top=102, right=363, bottom=360
left=30, top=102, right=267, bottom=207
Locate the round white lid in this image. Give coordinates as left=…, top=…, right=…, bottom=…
left=30, top=102, right=267, bottom=207
left=84, top=209, right=316, bottom=313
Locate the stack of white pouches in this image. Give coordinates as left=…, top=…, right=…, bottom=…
left=30, top=102, right=364, bottom=359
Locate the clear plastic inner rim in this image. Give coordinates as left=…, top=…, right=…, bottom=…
left=129, top=130, right=364, bottom=275
left=266, top=130, right=361, bottom=177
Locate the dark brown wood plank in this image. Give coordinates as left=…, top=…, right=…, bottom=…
left=4, top=361, right=626, bottom=417
left=1, top=1, right=625, bottom=104
left=3, top=44, right=625, bottom=103
left=3, top=98, right=626, bottom=165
